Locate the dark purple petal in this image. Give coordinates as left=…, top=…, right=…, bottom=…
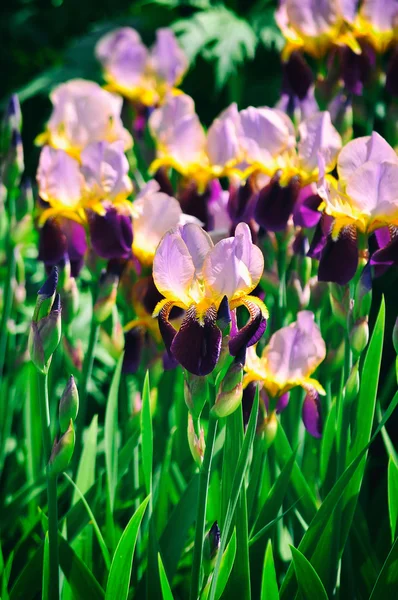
left=216, top=295, right=231, bottom=330
left=293, top=188, right=322, bottom=228
left=178, top=180, right=210, bottom=229
left=38, top=266, right=58, bottom=298
left=307, top=214, right=333, bottom=260
left=154, top=166, right=174, bottom=197
left=170, top=305, right=222, bottom=376
left=62, top=219, right=87, bottom=263
left=255, top=174, right=301, bottom=232
left=263, top=390, right=290, bottom=414
left=158, top=302, right=178, bottom=356
left=371, top=227, right=398, bottom=266
left=122, top=328, right=143, bottom=374
left=302, top=389, right=322, bottom=438
left=318, top=226, right=358, bottom=285
left=162, top=350, right=179, bottom=370
left=38, top=219, right=68, bottom=266
left=228, top=179, right=258, bottom=225
left=340, top=43, right=375, bottom=96
left=229, top=299, right=267, bottom=357
left=142, top=276, right=164, bottom=314
left=386, top=48, right=398, bottom=96
left=89, top=207, right=133, bottom=260
left=242, top=382, right=257, bottom=428
left=282, top=51, right=314, bottom=100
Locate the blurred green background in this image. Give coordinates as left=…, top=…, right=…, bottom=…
left=2, top=0, right=283, bottom=177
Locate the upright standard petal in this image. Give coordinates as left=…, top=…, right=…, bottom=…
left=81, top=141, right=133, bottom=202
left=179, top=223, right=214, bottom=277
left=37, top=147, right=84, bottom=209
left=132, top=182, right=184, bottom=264
left=337, top=132, right=398, bottom=183
left=202, top=222, right=263, bottom=301
left=153, top=230, right=195, bottom=306
left=150, top=28, right=187, bottom=86
left=264, top=310, right=326, bottom=385
left=298, top=111, right=342, bottom=175
left=46, top=79, right=132, bottom=155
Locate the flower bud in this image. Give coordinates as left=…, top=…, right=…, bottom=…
left=203, top=522, right=221, bottom=575
left=29, top=274, right=62, bottom=374
left=260, top=411, right=278, bottom=448
left=48, top=420, right=75, bottom=476
left=345, top=361, right=360, bottom=404
left=63, top=336, right=83, bottom=372
left=33, top=267, right=58, bottom=322
left=187, top=414, right=205, bottom=466
left=353, top=264, right=372, bottom=320
left=212, top=360, right=243, bottom=418
left=1, top=95, right=24, bottom=189
left=93, top=269, right=119, bottom=323
left=184, top=373, right=208, bottom=420
left=349, top=317, right=369, bottom=358
left=59, top=376, right=79, bottom=433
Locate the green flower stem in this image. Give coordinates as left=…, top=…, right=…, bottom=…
left=73, top=317, right=99, bottom=471
left=37, top=370, right=59, bottom=600
left=190, top=412, right=218, bottom=600
left=0, top=242, right=16, bottom=382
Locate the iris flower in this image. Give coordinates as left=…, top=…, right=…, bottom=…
left=149, top=95, right=243, bottom=191
left=353, top=0, right=398, bottom=53
left=276, top=0, right=360, bottom=60
left=36, top=80, right=132, bottom=159
left=96, top=27, right=187, bottom=106
left=244, top=310, right=326, bottom=437
left=37, top=141, right=133, bottom=225
left=131, top=180, right=200, bottom=265
left=311, top=131, right=398, bottom=284
left=152, top=222, right=268, bottom=376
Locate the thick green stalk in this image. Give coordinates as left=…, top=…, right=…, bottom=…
left=37, top=370, right=59, bottom=600
left=189, top=413, right=218, bottom=600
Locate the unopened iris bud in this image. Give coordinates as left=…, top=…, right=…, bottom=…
left=212, top=360, right=243, bottom=418
left=393, top=318, right=398, bottom=355
left=203, top=522, right=221, bottom=575
left=30, top=269, right=62, bottom=373
left=48, top=420, right=75, bottom=476
left=329, top=283, right=350, bottom=327
left=345, top=361, right=360, bottom=404
left=187, top=414, right=205, bottom=466
left=184, top=373, right=208, bottom=420
left=349, top=317, right=369, bottom=358
left=261, top=411, right=278, bottom=448
left=34, top=267, right=58, bottom=322
left=59, top=376, right=79, bottom=433
left=93, top=269, right=119, bottom=323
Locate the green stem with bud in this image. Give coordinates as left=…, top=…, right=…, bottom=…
left=37, top=370, right=59, bottom=600
left=190, top=412, right=218, bottom=600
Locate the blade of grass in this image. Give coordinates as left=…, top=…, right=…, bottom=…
left=105, top=495, right=150, bottom=600
left=290, top=546, right=328, bottom=600
left=209, top=391, right=259, bottom=600
left=158, top=553, right=174, bottom=600
left=261, top=540, right=279, bottom=600
left=369, top=537, right=398, bottom=600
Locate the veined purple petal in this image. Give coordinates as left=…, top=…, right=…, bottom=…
left=371, top=227, right=398, bottom=266
left=229, top=299, right=267, bottom=357
left=307, top=214, right=333, bottom=260
left=302, top=389, right=322, bottom=438
left=158, top=301, right=178, bottom=356
left=38, top=218, right=87, bottom=276
left=255, top=174, right=301, bottom=232
left=282, top=51, right=314, bottom=100
left=170, top=305, right=222, bottom=376
left=293, top=187, right=322, bottom=228
left=317, top=226, right=358, bottom=285
left=122, top=328, right=143, bottom=374
left=89, top=207, right=133, bottom=260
